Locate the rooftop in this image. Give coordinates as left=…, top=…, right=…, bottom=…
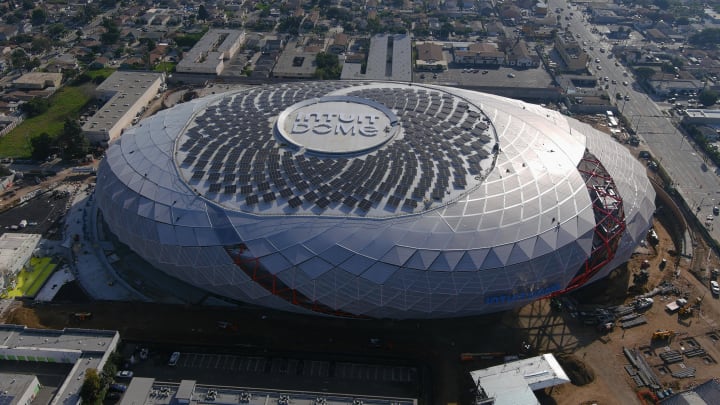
left=469, top=354, right=570, bottom=405
left=121, top=378, right=416, bottom=405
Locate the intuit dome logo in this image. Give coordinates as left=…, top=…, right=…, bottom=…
left=290, top=112, right=382, bottom=137
left=277, top=96, right=399, bottom=155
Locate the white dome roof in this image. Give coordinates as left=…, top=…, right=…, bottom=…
left=96, top=81, right=655, bottom=319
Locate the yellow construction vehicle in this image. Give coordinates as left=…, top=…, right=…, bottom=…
left=651, top=330, right=675, bottom=341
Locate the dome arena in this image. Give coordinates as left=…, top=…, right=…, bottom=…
left=96, top=81, right=655, bottom=319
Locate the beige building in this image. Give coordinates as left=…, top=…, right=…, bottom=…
left=555, top=33, right=589, bottom=72
left=82, top=71, right=164, bottom=144
left=455, top=43, right=505, bottom=66
left=12, top=72, right=62, bottom=89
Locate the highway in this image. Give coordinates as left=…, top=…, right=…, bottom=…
left=551, top=0, right=720, bottom=247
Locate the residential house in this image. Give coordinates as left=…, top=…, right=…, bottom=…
left=329, top=33, right=349, bottom=54
left=506, top=40, right=538, bottom=68
left=415, top=42, right=447, bottom=71
left=454, top=42, right=505, bottom=66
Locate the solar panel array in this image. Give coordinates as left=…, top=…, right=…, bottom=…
left=176, top=82, right=497, bottom=216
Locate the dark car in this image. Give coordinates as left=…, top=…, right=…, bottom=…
left=109, top=384, right=127, bottom=393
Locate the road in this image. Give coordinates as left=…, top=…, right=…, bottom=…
left=552, top=0, right=720, bottom=247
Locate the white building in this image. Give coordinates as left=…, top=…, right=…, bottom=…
left=82, top=71, right=165, bottom=144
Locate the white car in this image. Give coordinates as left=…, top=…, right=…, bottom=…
left=711, top=280, right=720, bottom=295
left=116, top=370, right=133, bottom=378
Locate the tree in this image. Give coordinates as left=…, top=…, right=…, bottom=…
left=79, top=369, right=102, bottom=404
left=314, top=52, right=341, bottom=79
left=100, top=18, right=120, bottom=45
left=31, top=36, right=52, bottom=53
left=278, top=16, right=302, bottom=35
left=20, top=98, right=50, bottom=117
left=699, top=89, right=719, bottom=106
left=47, top=23, right=67, bottom=40
left=31, top=132, right=54, bottom=161
left=31, top=8, right=47, bottom=25
left=10, top=48, right=29, bottom=71
left=689, top=28, right=720, bottom=49
left=634, top=67, right=656, bottom=82
left=197, top=4, right=210, bottom=21
left=57, top=118, right=89, bottom=159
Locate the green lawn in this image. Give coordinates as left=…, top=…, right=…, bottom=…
left=154, top=62, right=176, bottom=73
left=0, top=82, right=95, bottom=158
left=3, top=257, right=57, bottom=298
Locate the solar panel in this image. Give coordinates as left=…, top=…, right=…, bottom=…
left=315, top=197, right=330, bottom=208
left=279, top=188, right=294, bottom=198
left=263, top=192, right=276, bottom=203
left=404, top=199, right=418, bottom=209
left=387, top=196, right=400, bottom=207
left=240, top=185, right=253, bottom=195
left=358, top=199, right=372, bottom=211
left=288, top=196, right=302, bottom=208
left=330, top=191, right=343, bottom=202
left=343, top=196, right=358, bottom=207
left=245, top=195, right=259, bottom=205
left=224, top=185, right=236, bottom=194
left=208, top=183, right=221, bottom=193
left=304, top=191, right=318, bottom=202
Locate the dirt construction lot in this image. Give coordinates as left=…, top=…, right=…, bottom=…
left=3, top=211, right=720, bottom=404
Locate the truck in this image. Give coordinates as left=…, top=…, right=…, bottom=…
left=665, top=298, right=688, bottom=313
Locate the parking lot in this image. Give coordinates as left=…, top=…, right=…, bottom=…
left=128, top=350, right=420, bottom=398
left=172, top=352, right=417, bottom=385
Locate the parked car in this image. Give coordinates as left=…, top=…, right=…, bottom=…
left=168, top=351, right=180, bottom=366
left=109, top=384, right=127, bottom=393
left=711, top=280, right=720, bottom=296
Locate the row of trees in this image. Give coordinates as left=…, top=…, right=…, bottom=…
left=80, top=351, right=122, bottom=404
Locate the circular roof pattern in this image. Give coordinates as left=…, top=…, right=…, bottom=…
left=175, top=83, right=498, bottom=217
left=96, top=81, right=656, bottom=318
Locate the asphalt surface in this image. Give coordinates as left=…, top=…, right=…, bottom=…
left=554, top=0, right=720, bottom=248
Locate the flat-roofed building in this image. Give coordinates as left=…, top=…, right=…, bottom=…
left=555, top=33, right=589, bottom=72
left=341, top=34, right=411, bottom=81
left=176, top=29, right=245, bottom=75
left=273, top=38, right=321, bottom=79
left=13, top=72, right=62, bottom=90
left=415, top=42, right=447, bottom=71
left=0, top=325, right=120, bottom=405
left=0, top=374, right=40, bottom=405
left=120, top=378, right=416, bottom=405
left=470, top=354, right=570, bottom=405
left=82, top=71, right=164, bottom=144
left=0, top=233, right=41, bottom=290
left=682, top=108, right=720, bottom=125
